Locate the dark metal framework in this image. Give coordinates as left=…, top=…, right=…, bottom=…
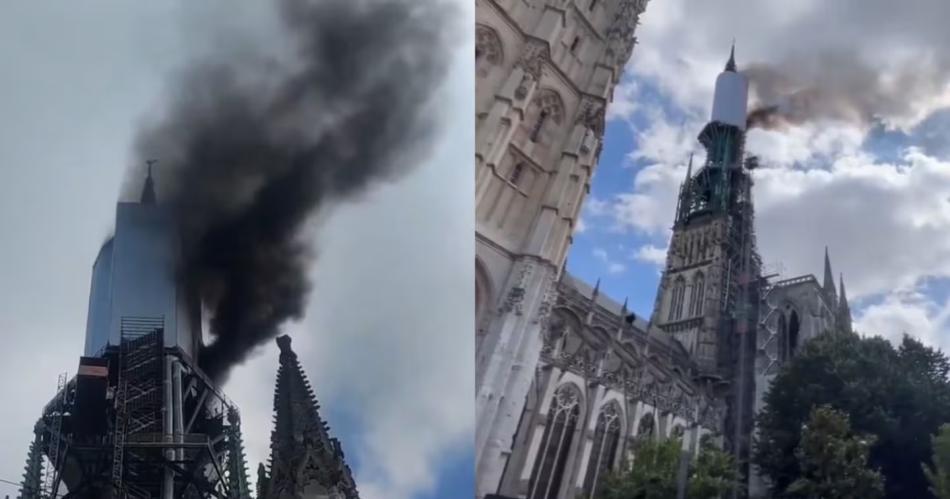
left=26, top=319, right=251, bottom=499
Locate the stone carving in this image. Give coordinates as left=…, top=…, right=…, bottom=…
left=534, top=271, right=559, bottom=326
left=499, top=259, right=534, bottom=315
left=576, top=97, right=606, bottom=137
left=515, top=40, right=549, bottom=99
left=605, top=0, right=648, bottom=68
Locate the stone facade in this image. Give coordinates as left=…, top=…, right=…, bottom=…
left=496, top=274, right=724, bottom=499
left=474, top=1, right=649, bottom=496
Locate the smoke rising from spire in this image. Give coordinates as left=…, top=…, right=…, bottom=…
left=744, top=50, right=950, bottom=130
left=131, top=0, right=456, bottom=381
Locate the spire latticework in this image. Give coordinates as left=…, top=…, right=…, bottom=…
left=18, top=431, right=45, bottom=499
left=260, top=335, right=359, bottom=499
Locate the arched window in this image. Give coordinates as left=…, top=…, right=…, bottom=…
left=529, top=384, right=582, bottom=499
left=525, top=90, right=564, bottom=145
left=671, top=424, right=685, bottom=440
left=475, top=25, right=503, bottom=78
left=779, top=309, right=801, bottom=363
left=583, top=402, right=622, bottom=498
left=777, top=313, right=789, bottom=362
left=789, top=310, right=800, bottom=357
left=530, top=110, right=549, bottom=142
left=509, top=162, right=525, bottom=186
left=636, top=413, right=655, bottom=440
left=690, top=273, right=705, bottom=317
left=668, top=277, right=686, bottom=321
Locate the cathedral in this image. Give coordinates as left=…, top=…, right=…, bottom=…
left=474, top=1, right=852, bottom=498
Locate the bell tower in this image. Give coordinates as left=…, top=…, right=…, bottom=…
left=649, top=44, right=761, bottom=475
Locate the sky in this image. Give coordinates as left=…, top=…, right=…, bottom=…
left=0, top=2, right=472, bottom=499
left=567, top=0, right=950, bottom=353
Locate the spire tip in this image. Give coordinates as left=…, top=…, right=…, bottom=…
left=725, top=40, right=737, bottom=72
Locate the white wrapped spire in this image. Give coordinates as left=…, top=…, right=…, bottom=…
left=710, top=43, right=749, bottom=130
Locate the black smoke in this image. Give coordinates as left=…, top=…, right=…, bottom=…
left=744, top=49, right=950, bottom=130
left=131, top=0, right=457, bottom=381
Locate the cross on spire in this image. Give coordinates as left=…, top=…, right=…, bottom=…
left=140, top=159, right=158, bottom=205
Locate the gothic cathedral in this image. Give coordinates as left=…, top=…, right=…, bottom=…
left=474, top=2, right=852, bottom=498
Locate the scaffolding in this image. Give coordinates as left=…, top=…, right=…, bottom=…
left=22, top=315, right=243, bottom=499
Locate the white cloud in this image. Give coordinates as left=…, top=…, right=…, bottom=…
left=606, top=79, right=641, bottom=122
left=634, top=244, right=667, bottom=267
left=854, top=289, right=950, bottom=352
left=592, top=247, right=627, bottom=275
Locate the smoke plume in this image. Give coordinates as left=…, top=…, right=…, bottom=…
left=744, top=50, right=950, bottom=130
left=132, top=0, right=456, bottom=381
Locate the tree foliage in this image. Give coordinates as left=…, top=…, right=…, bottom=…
left=687, top=440, right=739, bottom=499
left=598, top=437, right=737, bottom=499
left=753, top=331, right=950, bottom=498
left=924, top=424, right=950, bottom=499
left=600, top=438, right=680, bottom=499
left=785, top=405, right=883, bottom=499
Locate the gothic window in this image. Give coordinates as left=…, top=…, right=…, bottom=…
left=583, top=402, right=622, bottom=498
left=788, top=310, right=800, bottom=357
left=525, top=89, right=565, bottom=145
left=671, top=424, right=685, bottom=440
left=529, top=384, right=582, bottom=499
left=530, top=110, right=549, bottom=142
left=636, top=413, right=655, bottom=440
left=779, top=309, right=801, bottom=362
left=777, top=313, right=789, bottom=362
left=668, top=276, right=686, bottom=321
left=475, top=25, right=503, bottom=78
left=690, top=273, right=705, bottom=317
left=509, top=162, right=525, bottom=186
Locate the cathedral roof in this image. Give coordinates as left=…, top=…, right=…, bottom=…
left=262, top=335, right=359, bottom=499
left=560, top=273, right=651, bottom=331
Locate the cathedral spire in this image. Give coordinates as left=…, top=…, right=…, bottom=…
left=838, top=273, right=853, bottom=334
left=18, top=428, right=44, bottom=499
left=262, top=335, right=360, bottom=499
left=725, top=40, right=737, bottom=72
left=822, top=247, right=837, bottom=306
left=140, top=159, right=158, bottom=205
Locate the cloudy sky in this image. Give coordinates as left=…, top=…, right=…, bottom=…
left=0, top=2, right=472, bottom=498
left=569, top=0, right=950, bottom=352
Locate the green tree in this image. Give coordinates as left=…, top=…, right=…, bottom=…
left=600, top=438, right=680, bottom=499
left=687, top=439, right=738, bottom=499
left=598, top=437, right=737, bottom=499
left=785, top=406, right=883, bottom=499
left=924, top=424, right=950, bottom=499
left=753, top=331, right=950, bottom=498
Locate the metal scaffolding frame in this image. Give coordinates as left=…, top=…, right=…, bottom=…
left=26, top=317, right=248, bottom=499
